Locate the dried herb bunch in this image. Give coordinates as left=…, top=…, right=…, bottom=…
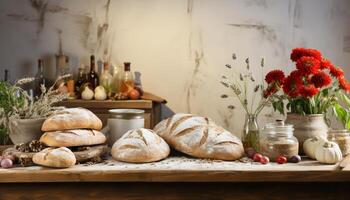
left=0, top=75, right=69, bottom=144
left=220, top=54, right=271, bottom=150
left=220, top=54, right=270, bottom=116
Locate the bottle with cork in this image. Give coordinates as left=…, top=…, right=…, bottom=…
left=120, top=62, right=134, bottom=95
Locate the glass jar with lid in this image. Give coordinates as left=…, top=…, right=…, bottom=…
left=260, top=120, right=299, bottom=161
left=328, top=129, right=350, bottom=157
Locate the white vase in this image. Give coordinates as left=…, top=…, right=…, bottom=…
left=285, top=113, right=328, bottom=151
left=8, top=118, right=46, bottom=144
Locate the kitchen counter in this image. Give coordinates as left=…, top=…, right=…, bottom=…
left=0, top=157, right=349, bottom=199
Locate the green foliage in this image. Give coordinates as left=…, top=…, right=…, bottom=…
left=332, top=92, right=350, bottom=130
left=270, top=86, right=339, bottom=115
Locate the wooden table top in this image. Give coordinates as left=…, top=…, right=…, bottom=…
left=0, top=157, right=349, bottom=183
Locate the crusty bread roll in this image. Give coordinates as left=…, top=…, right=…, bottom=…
left=33, top=147, right=76, bottom=168
left=40, top=129, right=106, bottom=147
left=154, top=113, right=244, bottom=161
left=112, top=128, right=170, bottom=163
left=41, top=108, right=102, bottom=131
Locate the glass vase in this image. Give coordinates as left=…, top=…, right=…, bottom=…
left=242, top=114, right=260, bottom=151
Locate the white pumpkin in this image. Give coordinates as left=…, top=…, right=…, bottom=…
left=303, top=136, right=327, bottom=159
left=94, top=86, right=107, bottom=101
left=81, top=86, right=94, bottom=100
left=315, top=141, right=342, bottom=164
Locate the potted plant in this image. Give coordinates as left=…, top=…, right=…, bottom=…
left=0, top=76, right=68, bottom=144
left=221, top=54, right=270, bottom=151
left=264, top=48, right=350, bottom=148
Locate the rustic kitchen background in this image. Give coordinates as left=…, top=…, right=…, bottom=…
left=0, top=0, right=349, bottom=136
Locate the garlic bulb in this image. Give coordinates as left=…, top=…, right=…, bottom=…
left=315, top=141, right=342, bottom=164
left=303, top=136, right=327, bottom=159
left=81, top=86, right=94, bottom=100
left=94, top=86, right=107, bottom=101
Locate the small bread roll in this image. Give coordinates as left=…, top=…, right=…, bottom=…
left=33, top=147, right=76, bottom=168
left=112, top=128, right=170, bottom=163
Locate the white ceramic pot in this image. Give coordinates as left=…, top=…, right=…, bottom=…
left=8, top=118, right=45, bottom=144
left=285, top=113, right=328, bottom=150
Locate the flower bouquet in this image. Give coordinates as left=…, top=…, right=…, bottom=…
left=264, top=48, right=350, bottom=144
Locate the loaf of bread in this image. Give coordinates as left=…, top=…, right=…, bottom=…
left=111, top=128, right=170, bottom=163
left=33, top=147, right=76, bottom=168
left=154, top=113, right=244, bottom=161
left=40, top=129, right=106, bottom=147
left=41, top=108, right=102, bottom=131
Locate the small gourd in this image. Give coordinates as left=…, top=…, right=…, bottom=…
left=315, top=141, right=342, bottom=164
left=303, top=136, right=327, bottom=159
left=94, top=86, right=107, bottom=101
left=81, top=86, right=94, bottom=100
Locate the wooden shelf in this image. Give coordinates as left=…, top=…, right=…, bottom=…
left=0, top=157, right=349, bottom=183
left=57, top=99, right=162, bottom=129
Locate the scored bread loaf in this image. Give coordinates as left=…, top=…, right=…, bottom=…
left=40, top=129, right=106, bottom=147
left=41, top=108, right=102, bottom=131
left=112, top=128, right=170, bottom=163
left=154, top=113, right=244, bottom=161
left=33, top=147, right=76, bottom=168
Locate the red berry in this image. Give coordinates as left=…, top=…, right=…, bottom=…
left=245, top=148, right=256, bottom=159
left=253, top=153, right=263, bottom=162
left=276, top=156, right=287, bottom=164
left=260, top=156, right=270, bottom=164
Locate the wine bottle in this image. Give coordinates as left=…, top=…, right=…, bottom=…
left=4, top=69, right=9, bottom=82
left=34, top=59, right=46, bottom=96
left=88, top=55, right=99, bottom=89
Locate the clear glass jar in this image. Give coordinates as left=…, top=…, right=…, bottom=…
left=260, top=120, right=299, bottom=161
left=328, top=129, right=350, bottom=157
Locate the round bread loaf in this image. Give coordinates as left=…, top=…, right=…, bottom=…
left=40, top=129, right=106, bottom=147
left=33, top=147, right=76, bottom=168
left=112, top=128, right=170, bottom=163
left=41, top=108, right=102, bottom=131
left=154, top=113, right=244, bottom=161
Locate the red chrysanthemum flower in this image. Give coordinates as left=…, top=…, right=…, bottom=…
left=320, top=59, right=333, bottom=70
left=290, top=48, right=322, bottom=62
left=282, top=71, right=303, bottom=97
left=296, top=56, right=321, bottom=75
left=339, top=77, right=350, bottom=93
left=310, top=71, right=332, bottom=88
left=329, top=66, right=344, bottom=79
left=265, top=70, right=285, bottom=84
left=299, top=85, right=319, bottom=98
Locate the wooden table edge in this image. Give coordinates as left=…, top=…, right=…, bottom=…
left=1, top=169, right=350, bottom=183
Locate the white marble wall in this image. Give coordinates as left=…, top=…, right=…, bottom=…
left=0, top=0, right=349, bottom=136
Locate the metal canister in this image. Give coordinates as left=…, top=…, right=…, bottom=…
left=107, top=109, right=145, bottom=146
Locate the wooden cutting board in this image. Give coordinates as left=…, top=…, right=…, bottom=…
left=2, top=144, right=109, bottom=166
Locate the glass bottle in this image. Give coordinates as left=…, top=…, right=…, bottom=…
left=111, top=64, right=122, bottom=94
left=99, top=60, right=113, bottom=93
left=328, top=129, right=350, bottom=157
left=75, top=66, right=85, bottom=94
left=242, top=114, right=260, bottom=151
left=88, top=55, right=99, bottom=89
left=260, top=120, right=298, bottom=161
left=120, top=62, right=134, bottom=94
left=4, top=69, right=9, bottom=82
left=34, top=59, right=46, bottom=96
